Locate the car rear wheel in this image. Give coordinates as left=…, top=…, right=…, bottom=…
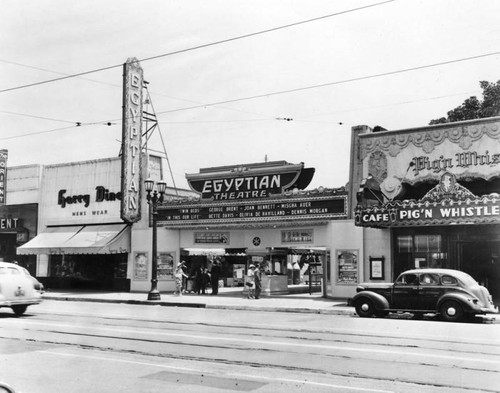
left=12, top=305, right=28, bottom=316
left=440, top=300, right=464, bottom=322
left=355, top=298, right=375, bottom=318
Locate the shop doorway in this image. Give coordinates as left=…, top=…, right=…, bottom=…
left=461, top=240, right=500, bottom=302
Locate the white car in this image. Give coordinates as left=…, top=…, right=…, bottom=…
left=0, top=262, right=43, bottom=316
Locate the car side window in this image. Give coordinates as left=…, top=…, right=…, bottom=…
left=419, top=273, right=439, bottom=285
left=398, top=274, right=418, bottom=285
left=442, top=275, right=458, bottom=285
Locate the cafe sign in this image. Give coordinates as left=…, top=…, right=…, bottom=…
left=356, top=199, right=500, bottom=227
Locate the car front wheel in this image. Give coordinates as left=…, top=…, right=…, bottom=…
left=12, top=305, right=28, bottom=316
left=355, top=298, right=375, bottom=318
left=440, top=300, right=464, bottom=322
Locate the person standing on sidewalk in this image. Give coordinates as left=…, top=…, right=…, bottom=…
left=174, top=261, right=188, bottom=296
left=210, top=260, right=221, bottom=295
left=254, top=264, right=262, bottom=299
left=195, top=266, right=208, bottom=295
left=246, top=264, right=256, bottom=299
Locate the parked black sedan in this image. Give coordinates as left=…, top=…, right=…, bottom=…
left=351, top=269, right=498, bottom=322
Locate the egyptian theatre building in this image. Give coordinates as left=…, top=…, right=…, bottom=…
left=350, top=116, right=500, bottom=301
left=155, top=159, right=363, bottom=298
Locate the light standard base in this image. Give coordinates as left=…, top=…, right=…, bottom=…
left=147, top=290, right=161, bottom=301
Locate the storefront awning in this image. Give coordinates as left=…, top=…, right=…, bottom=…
left=17, top=224, right=130, bottom=255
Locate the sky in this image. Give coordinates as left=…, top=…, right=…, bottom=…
left=1, top=0, right=500, bottom=191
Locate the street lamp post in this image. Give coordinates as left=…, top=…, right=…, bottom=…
left=144, top=178, right=167, bottom=300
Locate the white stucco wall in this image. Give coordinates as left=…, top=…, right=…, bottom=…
left=362, top=227, right=392, bottom=282
left=6, top=164, right=42, bottom=205
left=327, top=220, right=364, bottom=299
left=129, top=226, right=181, bottom=292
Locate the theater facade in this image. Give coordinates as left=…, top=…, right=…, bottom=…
left=151, top=160, right=362, bottom=298
left=350, top=116, right=500, bottom=301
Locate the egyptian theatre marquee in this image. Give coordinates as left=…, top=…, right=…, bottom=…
left=156, top=161, right=348, bottom=228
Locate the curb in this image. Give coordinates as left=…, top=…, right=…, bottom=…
left=43, top=296, right=207, bottom=308
left=205, top=304, right=355, bottom=315
left=42, top=295, right=355, bottom=315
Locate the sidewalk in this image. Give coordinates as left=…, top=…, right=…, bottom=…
left=41, top=286, right=355, bottom=316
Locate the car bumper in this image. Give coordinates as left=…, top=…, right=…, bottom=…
left=0, top=298, right=42, bottom=307
left=479, top=305, right=498, bottom=314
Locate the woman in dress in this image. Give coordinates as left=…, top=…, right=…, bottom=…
left=174, top=261, right=188, bottom=296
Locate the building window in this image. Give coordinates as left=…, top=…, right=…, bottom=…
left=395, top=233, right=448, bottom=277
left=397, top=235, right=412, bottom=253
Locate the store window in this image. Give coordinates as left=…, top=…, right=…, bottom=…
left=394, top=233, right=448, bottom=277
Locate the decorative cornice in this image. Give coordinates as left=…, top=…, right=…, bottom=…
left=360, top=120, right=500, bottom=159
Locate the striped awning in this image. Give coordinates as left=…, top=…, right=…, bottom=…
left=17, top=224, right=130, bottom=255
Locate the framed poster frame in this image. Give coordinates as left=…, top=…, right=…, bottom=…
left=369, top=257, right=385, bottom=280
left=133, top=251, right=148, bottom=280
left=158, top=252, right=175, bottom=280
left=336, top=249, right=359, bottom=285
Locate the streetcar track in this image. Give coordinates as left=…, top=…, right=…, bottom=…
left=19, top=311, right=500, bottom=359
left=1, top=324, right=499, bottom=375
left=0, top=314, right=498, bottom=393
left=25, top=340, right=500, bottom=393
left=3, top=309, right=499, bottom=392
left=30, top=309, right=500, bottom=350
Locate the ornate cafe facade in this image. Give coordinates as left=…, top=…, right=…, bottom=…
left=349, top=116, right=500, bottom=301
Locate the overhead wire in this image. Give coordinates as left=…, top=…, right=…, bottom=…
left=0, top=0, right=396, bottom=94
left=153, top=50, right=500, bottom=115
left=0, top=110, right=77, bottom=124
left=143, top=87, right=178, bottom=192
left=0, top=73, right=492, bottom=142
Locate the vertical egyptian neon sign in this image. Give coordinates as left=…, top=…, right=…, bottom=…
left=121, top=58, right=143, bottom=223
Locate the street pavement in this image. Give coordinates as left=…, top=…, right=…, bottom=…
left=41, top=286, right=356, bottom=316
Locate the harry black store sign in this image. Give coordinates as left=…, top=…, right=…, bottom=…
left=58, top=186, right=121, bottom=208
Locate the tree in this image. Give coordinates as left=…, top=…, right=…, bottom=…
left=429, top=80, right=500, bottom=125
